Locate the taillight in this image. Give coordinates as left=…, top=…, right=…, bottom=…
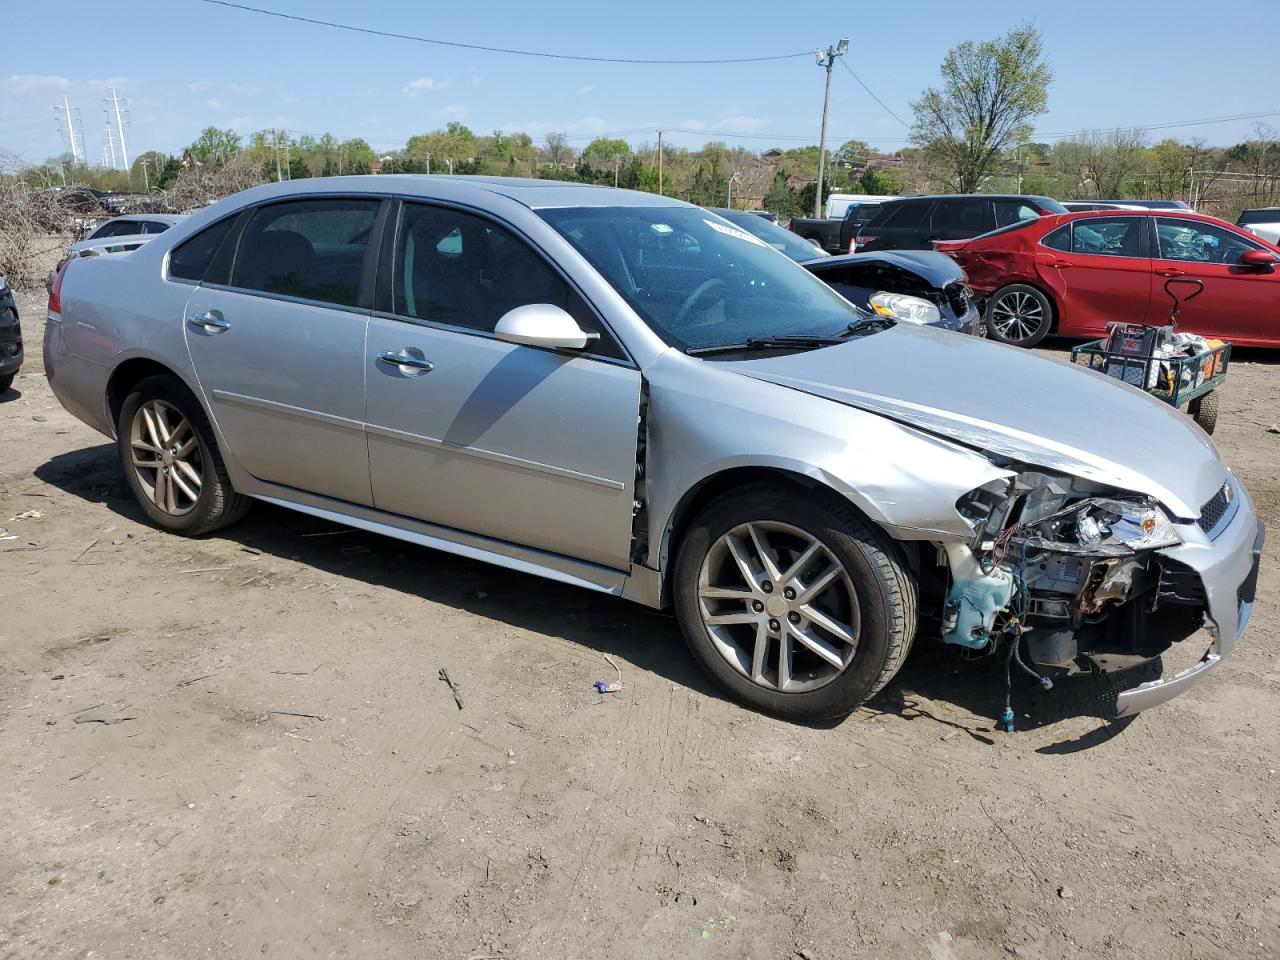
left=859, top=235, right=878, bottom=248
left=48, top=259, right=69, bottom=321
left=848, top=237, right=858, bottom=253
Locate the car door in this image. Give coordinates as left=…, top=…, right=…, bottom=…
left=1151, top=217, right=1280, bottom=344
left=182, top=196, right=385, bottom=506
left=363, top=200, right=641, bottom=570
left=1035, top=216, right=1152, bottom=335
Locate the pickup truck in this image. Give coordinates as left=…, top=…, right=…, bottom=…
left=788, top=200, right=884, bottom=254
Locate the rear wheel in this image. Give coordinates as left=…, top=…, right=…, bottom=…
left=673, top=484, right=917, bottom=722
left=1189, top=390, right=1220, bottom=435
left=985, top=284, right=1053, bottom=348
left=116, top=374, right=251, bottom=535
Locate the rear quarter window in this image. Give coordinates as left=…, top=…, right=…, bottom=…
left=169, top=216, right=240, bottom=282
left=1041, top=224, right=1071, bottom=252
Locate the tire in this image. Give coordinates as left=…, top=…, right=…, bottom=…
left=1189, top=390, right=1219, bottom=435
left=116, top=374, right=251, bottom=535
left=673, top=483, right=918, bottom=722
left=985, top=284, right=1053, bottom=348
left=0, top=373, right=13, bottom=395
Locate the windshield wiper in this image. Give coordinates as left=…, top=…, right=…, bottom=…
left=686, top=334, right=848, bottom=357
left=842, top=315, right=895, bottom=336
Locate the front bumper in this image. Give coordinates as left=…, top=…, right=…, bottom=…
left=1113, top=487, right=1264, bottom=718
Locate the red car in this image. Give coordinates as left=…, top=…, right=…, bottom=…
left=935, top=210, right=1280, bottom=348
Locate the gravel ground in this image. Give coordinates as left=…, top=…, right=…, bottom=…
left=1, top=284, right=1277, bottom=960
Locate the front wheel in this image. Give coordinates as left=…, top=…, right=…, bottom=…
left=117, top=374, right=251, bottom=535
left=985, top=284, right=1053, bottom=347
left=673, top=484, right=917, bottom=722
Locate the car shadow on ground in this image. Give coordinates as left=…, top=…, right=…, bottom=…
left=35, top=442, right=1138, bottom=749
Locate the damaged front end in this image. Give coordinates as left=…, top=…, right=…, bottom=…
left=941, top=469, right=1217, bottom=719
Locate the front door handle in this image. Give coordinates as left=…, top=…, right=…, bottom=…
left=377, top=350, right=434, bottom=374
left=1156, top=268, right=1186, bottom=278
left=187, top=310, right=230, bottom=333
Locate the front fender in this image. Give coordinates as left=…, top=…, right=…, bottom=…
left=641, top=351, right=1011, bottom=572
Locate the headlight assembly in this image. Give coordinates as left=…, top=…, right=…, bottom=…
left=868, top=291, right=941, bottom=325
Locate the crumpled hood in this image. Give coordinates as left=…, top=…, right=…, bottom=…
left=732, top=323, right=1225, bottom=520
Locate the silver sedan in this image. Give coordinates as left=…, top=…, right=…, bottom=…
left=44, top=177, right=1263, bottom=722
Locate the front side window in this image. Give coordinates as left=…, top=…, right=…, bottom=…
left=393, top=203, right=622, bottom=358
left=1155, top=218, right=1259, bottom=264
left=876, top=200, right=929, bottom=229
left=231, top=198, right=380, bottom=307
left=1069, top=217, right=1142, bottom=257
left=539, top=205, right=866, bottom=352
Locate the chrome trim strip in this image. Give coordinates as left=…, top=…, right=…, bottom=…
left=365, top=422, right=626, bottom=490
left=210, top=390, right=365, bottom=432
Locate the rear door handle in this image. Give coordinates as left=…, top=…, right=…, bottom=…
left=187, top=310, right=230, bottom=333
left=1156, top=268, right=1186, bottom=278
left=1048, top=260, right=1073, bottom=269
left=377, top=350, right=434, bottom=374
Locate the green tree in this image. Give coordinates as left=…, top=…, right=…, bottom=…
left=186, top=127, right=242, bottom=166
left=763, top=171, right=801, bottom=219
left=910, top=23, right=1052, bottom=192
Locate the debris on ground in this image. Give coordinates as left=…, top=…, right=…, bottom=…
left=73, top=709, right=137, bottom=725
left=593, top=654, right=624, bottom=695
left=439, top=668, right=464, bottom=710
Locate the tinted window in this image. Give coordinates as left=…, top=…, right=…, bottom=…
left=139, top=220, right=173, bottom=235
left=875, top=200, right=929, bottom=229
left=1041, top=225, right=1071, bottom=252
left=231, top=198, right=379, bottom=307
left=993, top=200, right=1040, bottom=227
left=169, top=216, right=239, bottom=282
left=1070, top=217, right=1142, bottom=257
left=90, top=219, right=139, bottom=239
left=1155, top=218, right=1259, bottom=264
left=930, top=200, right=991, bottom=234
left=1237, top=209, right=1280, bottom=226
left=393, top=203, right=623, bottom=358
left=849, top=203, right=881, bottom=225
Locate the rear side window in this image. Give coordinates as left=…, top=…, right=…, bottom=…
left=874, top=200, right=929, bottom=229
left=231, top=198, right=380, bottom=307
left=169, top=216, right=239, bottom=282
left=931, top=200, right=992, bottom=235
left=90, top=219, right=139, bottom=239
left=139, top=220, right=172, bottom=235
left=993, top=200, right=1040, bottom=227
left=1070, top=217, right=1142, bottom=257
left=1041, top=225, right=1071, bottom=252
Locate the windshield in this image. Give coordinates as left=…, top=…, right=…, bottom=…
left=539, top=206, right=863, bottom=351
left=717, top=209, right=830, bottom=263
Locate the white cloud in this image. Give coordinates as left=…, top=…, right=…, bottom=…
left=2, top=74, right=71, bottom=94
left=87, top=76, right=141, bottom=91
left=401, top=77, right=453, bottom=97
left=677, top=115, right=769, bottom=134
left=441, top=104, right=467, bottom=120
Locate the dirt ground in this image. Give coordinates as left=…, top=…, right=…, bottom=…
left=2, top=282, right=1277, bottom=960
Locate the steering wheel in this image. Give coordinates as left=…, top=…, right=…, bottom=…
left=674, top=278, right=727, bottom=328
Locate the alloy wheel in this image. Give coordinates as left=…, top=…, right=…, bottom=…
left=697, top=521, right=860, bottom=692
left=129, top=399, right=203, bottom=516
left=988, top=291, right=1046, bottom=343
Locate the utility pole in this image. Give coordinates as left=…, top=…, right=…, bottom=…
left=657, top=131, right=664, bottom=196
left=425, top=152, right=432, bottom=175
left=140, top=157, right=150, bottom=190
left=58, top=96, right=82, bottom=163
left=613, top=154, right=621, bottom=188
left=813, top=39, right=848, bottom=218
left=106, top=86, right=129, bottom=170
left=727, top=172, right=741, bottom=209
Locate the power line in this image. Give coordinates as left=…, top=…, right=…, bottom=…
left=194, top=0, right=813, bottom=64
left=839, top=59, right=910, bottom=129
left=1037, top=109, right=1280, bottom=141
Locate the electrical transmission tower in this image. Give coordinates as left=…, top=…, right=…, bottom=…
left=103, top=86, right=130, bottom=170
left=55, top=96, right=84, bottom=163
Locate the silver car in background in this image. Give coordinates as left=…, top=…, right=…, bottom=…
left=44, top=177, right=1263, bottom=722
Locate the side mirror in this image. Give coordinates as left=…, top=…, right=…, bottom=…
left=1239, top=248, right=1278, bottom=268
left=494, top=303, right=594, bottom=350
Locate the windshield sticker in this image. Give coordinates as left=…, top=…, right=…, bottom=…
left=703, top=218, right=768, bottom=247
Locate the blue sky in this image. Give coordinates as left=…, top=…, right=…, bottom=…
left=3, top=0, right=1278, bottom=167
